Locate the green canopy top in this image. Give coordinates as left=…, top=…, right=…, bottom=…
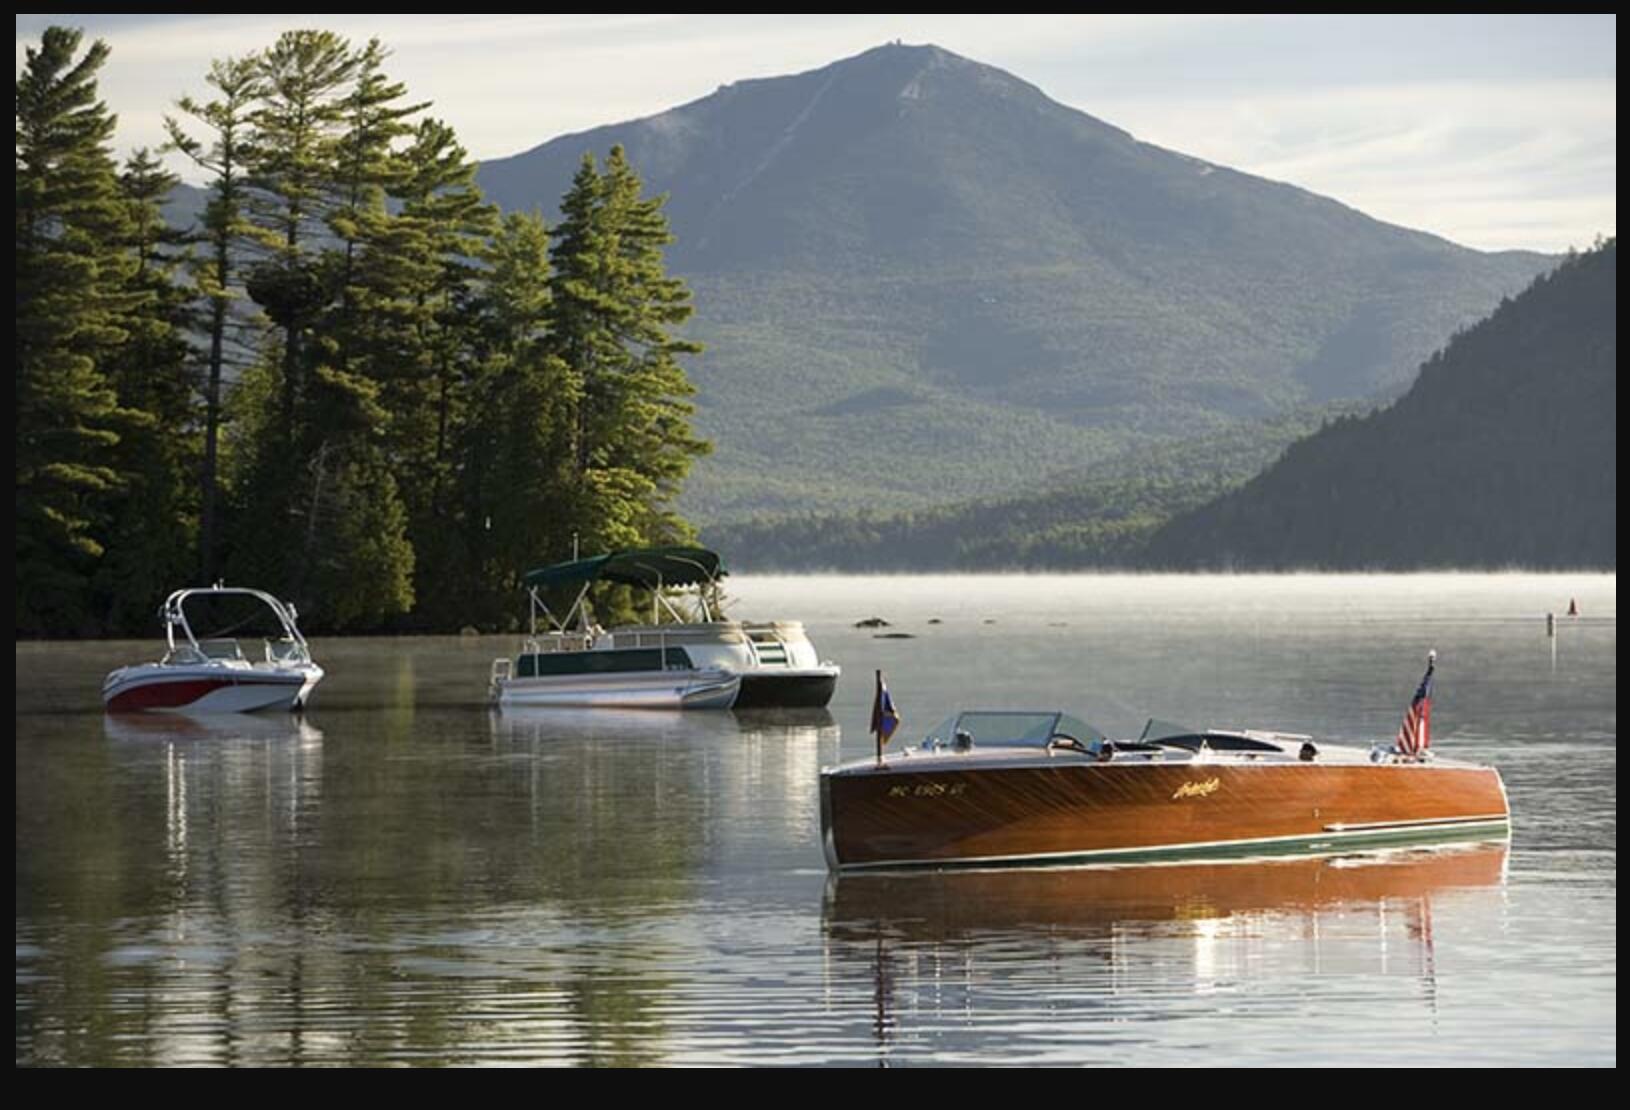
left=522, top=546, right=725, bottom=592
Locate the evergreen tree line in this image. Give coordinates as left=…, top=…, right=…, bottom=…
left=17, top=27, right=708, bottom=636
left=708, top=242, right=1616, bottom=574
left=705, top=402, right=1364, bottom=571
left=1144, top=240, right=1616, bottom=570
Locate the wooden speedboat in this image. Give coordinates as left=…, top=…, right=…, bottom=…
left=820, top=709, right=1510, bottom=871
left=102, top=587, right=323, bottom=714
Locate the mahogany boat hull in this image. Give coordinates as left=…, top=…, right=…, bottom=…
left=821, top=756, right=1510, bottom=871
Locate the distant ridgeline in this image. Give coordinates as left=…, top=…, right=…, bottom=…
left=1145, top=240, right=1617, bottom=570
left=710, top=243, right=1615, bottom=572
left=703, top=403, right=1362, bottom=570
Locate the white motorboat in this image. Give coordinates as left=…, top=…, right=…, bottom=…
left=490, top=547, right=738, bottom=709
left=594, top=618, right=839, bottom=708
left=489, top=546, right=838, bottom=709
left=102, top=587, right=323, bottom=714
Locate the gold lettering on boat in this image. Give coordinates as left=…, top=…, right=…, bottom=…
left=888, top=782, right=969, bottom=799
left=1172, top=777, right=1221, bottom=800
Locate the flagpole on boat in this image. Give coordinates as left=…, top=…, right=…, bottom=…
left=874, top=670, right=883, bottom=768
left=870, top=669, right=900, bottom=768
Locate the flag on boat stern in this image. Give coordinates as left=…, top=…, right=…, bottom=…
left=1395, top=650, right=1435, bottom=758
left=871, top=670, right=901, bottom=746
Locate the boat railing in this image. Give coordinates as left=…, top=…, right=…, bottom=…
left=604, top=629, right=670, bottom=653
left=603, top=624, right=747, bottom=647
left=489, top=657, right=512, bottom=696
left=525, top=632, right=596, bottom=654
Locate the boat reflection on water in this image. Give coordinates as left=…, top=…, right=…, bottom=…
left=102, top=709, right=325, bottom=746
left=487, top=705, right=840, bottom=889
left=824, top=840, right=1510, bottom=1060
left=488, top=704, right=837, bottom=745
left=825, top=841, right=1508, bottom=939
left=99, top=711, right=326, bottom=895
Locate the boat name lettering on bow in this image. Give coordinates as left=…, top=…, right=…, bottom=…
left=888, top=782, right=968, bottom=799
left=1172, top=777, right=1221, bottom=800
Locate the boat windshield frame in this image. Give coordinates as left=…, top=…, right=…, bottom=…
left=161, top=587, right=312, bottom=663
left=920, top=710, right=1108, bottom=751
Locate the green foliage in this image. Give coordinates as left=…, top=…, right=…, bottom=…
left=17, top=27, right=712, bottom=635
left=704, top=403, right=1362, bottom=570
left=16, top=28, right=142, bottom=634
left=544, top=146, right=710, bottom=559
left=165, top=57, right=260, bottom=582
left=549, top=148, right=709, bottom=505
left=93, top=149, right=202, bottom=631
left=453, top=212, right=575, bottom=628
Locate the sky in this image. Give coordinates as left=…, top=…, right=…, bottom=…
left=16, top=13, right=1617, bottom=253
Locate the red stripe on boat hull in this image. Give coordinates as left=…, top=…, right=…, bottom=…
left=104, top=675, right=305, bottom=713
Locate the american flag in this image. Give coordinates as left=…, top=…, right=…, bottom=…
left=1395, top=651, right=1435, bottom=758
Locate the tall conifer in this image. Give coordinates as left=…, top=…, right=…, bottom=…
left=15, top=27, right=136, bottom=633
left=165, top=54, right=262, bottom=581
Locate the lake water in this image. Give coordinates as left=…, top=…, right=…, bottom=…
left=15, top=575, right=1616, bottom=1066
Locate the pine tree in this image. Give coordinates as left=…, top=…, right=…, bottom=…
left=326, top=38, right=426, bottom=376
left=165, top=54, right=262, bottom=581
left=94, top=149, right=200, bottom=632
left=226, top=31, right=418, bottom=628
left=548, top=152, right=619, bottom=476
left=15, top=27, right=137, bottom=634
left=596, top=145, right=709, bottom=540
left=460, top=211, right=577, bottom=626
left=244, top=29, right=359, bottom=447
left=384, top=119, right=500, bottom=625
left=390, top=119, right=498, bottom=511
left=547, top=146, right=710, bottom=551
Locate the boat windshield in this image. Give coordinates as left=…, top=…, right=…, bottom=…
left=921, top=711, right=1106, bottom=750
left=1138, top=718, right=1287, bottom=752
left=1139, top=718, right=1197, bottom=742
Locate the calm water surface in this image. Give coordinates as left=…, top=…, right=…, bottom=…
left=15, top=575, right=1616, bottom=1065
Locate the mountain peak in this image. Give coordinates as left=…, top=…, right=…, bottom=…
left=818, top=39, right=1048, bottom=106
left=474, top=45, right=1553, bottom=520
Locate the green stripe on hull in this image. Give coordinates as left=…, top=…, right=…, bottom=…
left=517, top=646, right=692, bottom=677
left=840, top=818, right=1512, bottom=873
